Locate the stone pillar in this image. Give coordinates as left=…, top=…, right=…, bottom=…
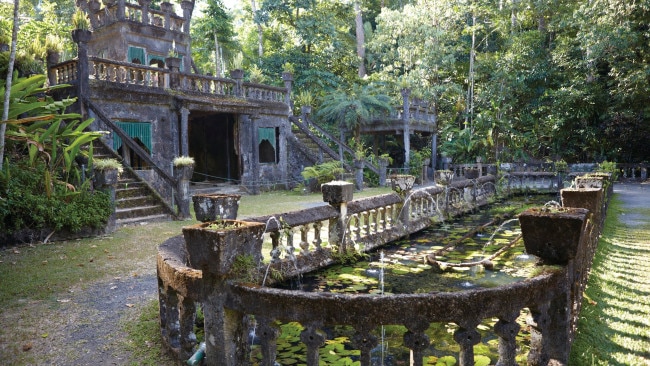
left=180, top=107, right=190, bottom=156
left=160, top=2, right=173, bottom=30
left=282, top=72, right=293, bottom=115
left=322, top=181, right=354, bottom=252
left=117, top=0, right=126, bottom=20
left=93, top=168, right=119, bottom=232
left=166, top=57, right=181, bottom=88
left=72, top=29, right=92, bottom=118
left=250, top=115, right=260, bottom=195
left=354, top=159, right=364, bottom=191
left=173, top=162, right=194, bottom=219
left=230, top=69, right=244, bottom=97
left=46, top=50, right=60, bottom=87
left=180, top=0, right=194, bottom=34
left=138, top=0, right=151, bottom=25
left=431, top=128, right=438, bottom=172
left=401, top=88, right=411, bottom=169
left=476, top=156, right=483, bottom=177
left=378, top=158, right=389, bottom=187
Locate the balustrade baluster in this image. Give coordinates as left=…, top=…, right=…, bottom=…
left=386, top=205, right=394, bottom=228
left=361, top=212, right=369, bottom=237
left=312, top=221, right=322, bottom=249
left=369, top=209, right=377, bottom=234
left=300, top=323, right=326, bottom=366
left=354, top=215, right=362, bottom=241
left=351, top=327, right=378, bottom=366
left=403, top=320, right=430, bottom=366
left=494, top=312, right=521, bottom=366
left=257, top=317, right=280, bottom=366
left=378, top=207, right=386, bottom=231
left=270, top=231, right=281, bottom=263
left=299, top=225, right=310, bottom=255
left=453, top=324, right=481, bottom=366
left=527, top=302, right=551, bottom=365
left=285, top=227, right=296, bottom=260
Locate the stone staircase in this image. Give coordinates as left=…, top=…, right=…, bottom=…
left=93, top=142, right=173, bottom=226
left=290, top=124, right=337, bottom=165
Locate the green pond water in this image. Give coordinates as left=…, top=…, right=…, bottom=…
left=251, top=194, right=557, bottom=366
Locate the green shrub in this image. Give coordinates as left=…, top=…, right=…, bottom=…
left=596, top=160, right=619, bottom=181
left=0, top=163, right=113, bottom=234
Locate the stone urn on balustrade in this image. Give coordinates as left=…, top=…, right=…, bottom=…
left=192, top=193, right=241, bottom=222
left=435, top=170, right=454, bottom=186
left=182, top=219, right=266, bottom=276
left=518, top=207, right=589, bottom=265
left=389, top=174, right=416, bottom=197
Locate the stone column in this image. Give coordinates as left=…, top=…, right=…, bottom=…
left=322, top=181, right=354, bottom=252
left=282, top=72, right=293, bottom=115
left=180, top=0, right=194, bottom=34
left=160, top=2, right=173, bottom=30
left=378, top=158, right=389, bottom=187
left=46, top=50, right=60, bottom=87
left=476, top=156, right=483, bottom=177
left=401, top=88, right=411, bottom=169
left=94, top=168, right=119, bottom=232
left=354, top=159, right=364, bottom=191
left=72, top=29, right=92, bottom=118
left=230, top=69, right=244, bottom=97
left=173, top=162, right=194, bottom=219
left=138, top=0, right=151, bottom=25
left=180, top=107, right=190, bottom=156
left=250, top=114, right=260, bottom=195
left=117, top=0, right=126, bottom=20
left=166, top=56, right=181, bottom=89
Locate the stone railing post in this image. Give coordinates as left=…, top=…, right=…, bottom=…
left=476, top=156, right=483, bottom=177
left=401, top=88, right=411, bottom=168
left=72, top=29, right=92, bottom=117
left=354, top=159, right=364, bottom=191
left=160, top=1, right=173, bottom=30
left=378, top=158, right=389, bottom=187
left=166, top=56, right=181, bottom=89
left=230, top=69, right=244, bottom=97
left=173, top=162, right=194, bottom=219
left=138, top=0, right=151, bottom=25
left=93, top=168, right=118, bottom=232
left=282, top=72, right=293, bottom=113
left=322, top=181, right=354, bottom=252
left=117, top=0, right=126, bottom=20
left=46, top=50, right=60, bottom=87
left=180, top=0, right=194, bottom=34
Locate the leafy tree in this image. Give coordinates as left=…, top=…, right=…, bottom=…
left=191, top=0, right=237, bottom=76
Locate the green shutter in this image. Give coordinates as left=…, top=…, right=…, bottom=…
left=113, top=122, right=152, bottom=153
left=127, top=46, right=145, bottom=64
left=258, top=127, right=276, bottom=150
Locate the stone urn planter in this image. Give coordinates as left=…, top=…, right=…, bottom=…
left=94, top=168, right=119, bottom=187
left=165, top=56, right=182, bottom=71
left=435, top=170, right=454, bottom=186
left=192, top=194, right=241, bottom=222
left=518, top=207, right=589, bottom=265
left=182, top=220, right=266, bottom=276
left=229, top=69, right=244, bottom=79
left=390, top=174, right=415, bottom=196
left=71, top=29, right=92, bottom=43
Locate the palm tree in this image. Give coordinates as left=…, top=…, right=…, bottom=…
left=317, top=83, right=392, bottom=163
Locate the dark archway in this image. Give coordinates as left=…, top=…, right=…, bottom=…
left=188, top=113, right=239, bottom=183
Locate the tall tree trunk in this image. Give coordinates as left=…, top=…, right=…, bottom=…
left=1, top=0, right=20, bottom=171
left=250, top=0, right=264, bottom=58
left=465, top=13, right=476, bottom=133
left=354, top=2, right=366, bottom=77
left=214, top=33, right=221, bottom=76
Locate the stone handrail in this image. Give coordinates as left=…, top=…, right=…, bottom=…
left=91, top=2, right=186, bottom=32
left=242, top=82, right=287, bottom=102
left=51, top=59, right=79, bottom=85
left=179, top=73, right=235, bottom=96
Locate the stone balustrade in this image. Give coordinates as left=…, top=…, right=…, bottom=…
left=90, top=1, right=187, bottom=32
left=157, top=172, right=610, bottom=366
left=51, top=60, right=78, bottom=85
left=89, top=57, right=169, bottom=88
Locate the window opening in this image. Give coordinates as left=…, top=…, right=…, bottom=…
left=113, top=121, right=152, bottom=169
left=258, top=127, right=278, bottom=163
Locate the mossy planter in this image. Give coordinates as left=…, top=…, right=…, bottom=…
left=390, top=174, right=415, bottom=196
left=94, top=168, right=119, bottom=187
left=518, top=207, right=589, bottom=265
left=182, top=220, right=265, bottom=276
left=71, top=29, right=92, bottom=43
left=192, top=194, right=241, bottom=222
left=435, top=170, right=454, bottom=186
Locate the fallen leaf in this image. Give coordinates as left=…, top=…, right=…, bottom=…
left=77, top=263, right=85, bottom=267
left=12, top=248, right=20, bottom=254
left=104, top=249, right=110, bottom=254
left=42, top=260, right=48, bottom=265
left=22, top=343, right=33, bottom=352
left=41, top=333, right=48, bottom=338
left=89, top=258, right=94, bottom=263
left=91, top=245, right=97, bottom=248
left=125, top=303, right=134, bottom=308
left=57, top=299, right=71, bottom=303
left=110, top=286, right=118, bottom=290
left=107, top=255, right=115, bottom=260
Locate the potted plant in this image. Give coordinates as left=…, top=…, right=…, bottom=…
left=182, top=218, right=266, bottom=276
left=71, top=9, right=92, bottom=43
left=192, top=193, right=241, bottom=222
left=173, top=156, right=194, bottom=179
left=93, top=158, right=123, bottom=187
left=229, top=52, right=244, bottom=79
left=518, top=206, right=589, bottom=265
left=296, top=90, right=314, bottom=115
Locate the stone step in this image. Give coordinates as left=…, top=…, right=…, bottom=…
left=116, top=185, right=151, bottom=200
left=116, top=213, right=171, bottom=226
left=116, top=195, right=159, bottom=209
left=115, top=204, right=168, bottom=220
